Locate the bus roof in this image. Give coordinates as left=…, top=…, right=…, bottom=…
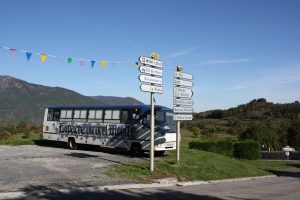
left=47, top=105, right=172, bottom=112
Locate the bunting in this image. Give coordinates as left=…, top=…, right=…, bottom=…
left=26, top=52, right=32, bottom=61
left=40, top=54, right=47, bottom=63
left=0, top=45, right=137, bottom=69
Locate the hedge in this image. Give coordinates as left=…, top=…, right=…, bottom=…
left=189, top=140, right=233, bottom=157
left=234, top=140, right=261, bottom=160
left=189, top=140, right=261, bottom=160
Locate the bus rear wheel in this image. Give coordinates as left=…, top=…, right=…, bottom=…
left=68, top=138, right=77, bottom=150
left=155, top=151, right=165, bottom=157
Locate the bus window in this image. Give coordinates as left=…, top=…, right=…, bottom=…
left=88, top=110, right=96, bottom=119
left=105, top=110, right=112, bottom=119
left=95, top=110, right=103, bottom=119
left=53, top=110, right=60, bottom=121
left=66, top=110, right=72, bottom=119
left=80, top=110, right=87, bottom=119
left=74, top=110, right=80, bottom=119
left=47, top=109, right=54, bottom=121
left=60, top=110, right=67, bottom=119
left=112, top=110, right=120, bottom=119
left=121, top=111, right=128, bottom=123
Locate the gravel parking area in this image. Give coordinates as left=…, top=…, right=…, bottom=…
left=0, top=145, right=141, bottom=192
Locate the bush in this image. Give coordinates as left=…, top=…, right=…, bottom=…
left=234, top=140, right=261, bottom=160
left=192, top=127, right=201, bottom=138
left=189, top=140, right=233, bottom=157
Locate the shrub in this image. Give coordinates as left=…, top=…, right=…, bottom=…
left=234, top=140, right=261, bottom=160
left=192, top=127, right=201, bottom=138
left=189, top=140, right=233, bottom=157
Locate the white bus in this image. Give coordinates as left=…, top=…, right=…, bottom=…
left=43, top=105, right=176, bottom=155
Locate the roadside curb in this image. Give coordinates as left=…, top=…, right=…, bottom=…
left=0, top=175, right=277, bottom=199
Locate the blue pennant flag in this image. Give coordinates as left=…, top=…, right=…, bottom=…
left=91, top=60, right=96, bottom=68
left=26, top=52, right=32, bottom=61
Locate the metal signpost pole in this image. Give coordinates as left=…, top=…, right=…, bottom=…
left=176, top=120, right=180, bottom=165
left=150, top=92, right=155, bottom=171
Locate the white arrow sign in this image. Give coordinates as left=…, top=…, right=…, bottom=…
left=173, top=107, right=194, bottom=113
left=139, top=56, right=163, bottom=68
left=140, top=84, right=163, bottom=94
left=173, top=99, right=194, bottom=106
left=174, top=79, right=193, bottom=87
left=174, top=71, right=193, bottom=80
left=139, top=75, right=163, bottom=85
left=174, top=87, right=193, bottom=98
left=173, top=114, right=193, bottom=121
left=139, top=66, right=163, bottom=77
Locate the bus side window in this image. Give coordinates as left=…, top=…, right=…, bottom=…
left=121, top=110, right=128, bottom=124
left=47, top=109, right=54, bottom=121
left=53, top=110, right=60, bottom=121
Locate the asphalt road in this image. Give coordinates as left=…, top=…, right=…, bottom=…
left=0, top=145, right=141, bottom=192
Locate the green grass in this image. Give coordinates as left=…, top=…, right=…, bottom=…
left=245, top=160, right=300, bottom=172
left=109, top=148, right=269, bottom=182
left=0, top=131, right=42, bottom=145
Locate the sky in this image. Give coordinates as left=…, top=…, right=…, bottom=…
left=0, top=0, right=300, bottom=112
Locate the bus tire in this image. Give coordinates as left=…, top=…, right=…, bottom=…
left=129, top=143, right=143, bottom=157
left=68, top=138, right=77, bottom=150
left=155, top=151, right=165, bottom=157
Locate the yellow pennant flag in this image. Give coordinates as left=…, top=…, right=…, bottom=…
left=40, top=54, right=47, bottom=63
left=101, top=61, right=107, bottom=68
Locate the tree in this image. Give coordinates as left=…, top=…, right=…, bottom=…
left=287, top=121, right=300, bottom=151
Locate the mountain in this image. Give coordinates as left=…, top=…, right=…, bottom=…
left=0, top=76, right=143, bottom=124
left=90, top=96, right=144, bottom=106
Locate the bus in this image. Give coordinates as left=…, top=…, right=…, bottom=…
left=43, top=105, right=177, bottom=155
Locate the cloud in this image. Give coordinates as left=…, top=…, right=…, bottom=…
left=227, top=64, right=300, bottom=91
left=169, top=48, right=196, bottom=58
left=198, top=58, right=250, bottom=66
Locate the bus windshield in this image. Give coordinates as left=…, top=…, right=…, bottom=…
left=155, top=111, right=176, bottom=132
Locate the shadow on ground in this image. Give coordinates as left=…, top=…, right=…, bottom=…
left=16, top=184, right=224, bottom=200
left=266, top=170, right=300, bottom=178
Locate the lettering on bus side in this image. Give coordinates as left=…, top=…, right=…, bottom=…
left=58, top=124, right=132, bottom=137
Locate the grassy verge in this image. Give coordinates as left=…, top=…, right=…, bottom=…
left=0, top=132, right=42, bottom=145
left=108, top=148, right=269, bottom=183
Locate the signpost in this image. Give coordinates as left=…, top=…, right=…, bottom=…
left=173, top=66, right=194, bottom=165
left=138, top=53, right=163, bottom=172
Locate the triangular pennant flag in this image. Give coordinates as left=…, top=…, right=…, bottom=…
left=9, top=49, right=17, bottom=57
left=91, top=60, right=96, bottom=68
left=67, top=57, right=72, bottom=64
left=40, top=54, right=47, bottom=63
left=79, top=59, right=85, bottom=66
left=101, top=61, right=107, bottom=68
left=26, top=52, right=32, bottom=61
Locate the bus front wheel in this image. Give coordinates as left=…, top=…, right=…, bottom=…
left=129, top=143, right=143, bottom=156
left=68, top=138, right=77, bottom=150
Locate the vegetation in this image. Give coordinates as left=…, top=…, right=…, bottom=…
left=184, top=99, right=300, bottom=151
left=189, top=140, right=233, bottom=157
left=234, top=140, right=261, bottom=160
left=0, top=121, right=42, bottom=145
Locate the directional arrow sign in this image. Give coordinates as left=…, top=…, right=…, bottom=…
left=174, top=71, right=193, bottom=80
left=173, top=106, right=194, bottom=113
left=139, top=65, right=163, bottom=77
left=174, top=87, right=193, bottom=98
left=173, top=114, right=193, bottom=121
left=139, top=75, right=163, bottom=85
left=174, top=79, right=193, bottom=87
left=139, top=56, right=163, bottom=68
left=173, top=99, right=194, bottom=106
left=140, top=84, right=163, bottom=94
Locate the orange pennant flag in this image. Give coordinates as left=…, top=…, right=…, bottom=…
left=40, top=54, right=47, bottom=63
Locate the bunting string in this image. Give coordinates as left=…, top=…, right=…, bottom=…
left=0, top=46, right=135, bottom=68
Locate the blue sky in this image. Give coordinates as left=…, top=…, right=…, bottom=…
left=0, top=0, right=300, bottom=112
